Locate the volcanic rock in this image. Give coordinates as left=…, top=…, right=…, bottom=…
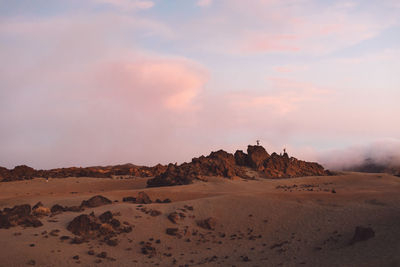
left=67, top=214, right=100, bottom=236
left=136, top=192, right=152, bottom=204
left=50, top=204, right=65, bottom=214
left=263, top=153, right=326, bottom=178
left=350, top=226, right=375, bottom=244
left=99, top=211, right=113, bottom=223
left=80, top=195, right=112, bottom=208
left=247, top=145, right=270, bottom=170
left=0, top=204, right=42, bottom=229
left=234, top=150, right=249, bottom=166
left=197, top=217, right=216, bottom=230
left=147, top=150, right=246, bottom=187
left=168, top=212, right=186, bottom=224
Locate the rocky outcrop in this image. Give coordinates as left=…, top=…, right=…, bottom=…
left=247, top=145, right=270, bottom=170
left=80, top=195, right=112, bottom=208
left=66, top=211, right=132, bottom=242
left=0, top=204, right=43, bottom=229
left=0, top=163, right=168, bottom=182
left=147, top=145, right=329, bottom=187
left=147, top=150, right=247, bottom=187
left=350, top=226, right=375, bottom=245
left=263, top=153, right=326, bottom=178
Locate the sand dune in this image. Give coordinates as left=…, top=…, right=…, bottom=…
left=0, top=173, right=399, bottom=266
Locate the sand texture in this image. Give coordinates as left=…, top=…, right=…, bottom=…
left=0, top=172, right=399, bottom=266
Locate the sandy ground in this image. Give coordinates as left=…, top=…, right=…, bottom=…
left=0, top=173, right=399, bottom=267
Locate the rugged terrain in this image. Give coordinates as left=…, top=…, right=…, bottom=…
left=0, top=172, right=399, bottom=266
left=0, top=145, right=328, bottom=184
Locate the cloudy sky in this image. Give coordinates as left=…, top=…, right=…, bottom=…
left=1, top=0, right=400, bottom=169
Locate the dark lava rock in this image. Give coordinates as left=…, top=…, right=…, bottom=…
left=150, top=210, right=162, bottom=216
left=122, top=197, right=136, bottom=203
left=99, top=211, right=113, bottom=223
left=50, top=204, right=65, bottom=214
left=60, top=236, right=70, bottom=240
left=67, top=214, right=100, bottom=236
left=106, top=239, right=119, bottom=246
left=32, top=202, right=43, bottom=210
left=168, top=212, right=185, bottom=224
left=147, top=150, right=246, bottom=187
left=80, top=195, right=112, bottom=208
left=350, top=226, right=375, bottom=245
left=72, top=255, right=79, bottom=260
left=136, top=192, right=152, bottom=204
left=97, top=252, right=107, bottom=258
left=109, top=218, right=121, bottom=228
left=166, top=228, right=179, bottom=236
left=141, top=242, right=156, bottom=257
left=197, top=217, right=216, bottom=230
left=0, top=204, right=42, bottom=229
left=88, top=250, right=95, bottom=255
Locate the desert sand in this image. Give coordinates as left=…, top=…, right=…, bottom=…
left=0, top=172, right=399, bottom=267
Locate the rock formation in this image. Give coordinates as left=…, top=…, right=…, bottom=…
left=0, top=163, right=167, bottom=182
left=147, top=145, right=329, bottom=187
left=0, top=204, right=43, bottom=229
left=147, top=150, right=248, bottom=187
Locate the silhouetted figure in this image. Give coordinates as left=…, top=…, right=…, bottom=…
left=256, top=140, right=260, bottom=146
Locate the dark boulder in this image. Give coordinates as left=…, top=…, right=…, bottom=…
left=67, top=214, right=100, bottom=236
left=197, top=217, right=216, bottom=230
left=99, top=211, right=113, bottom=223
left=350, top=226, right=375, bottom=245
left=80, top=195, right=112, bottom=208
left=136, top=192, right=152, bottom=204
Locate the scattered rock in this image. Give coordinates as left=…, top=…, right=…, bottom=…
left=136, top=192, right=152, bottom=204
left=168, top=212, right=186, bottom=224
left=97, top=252, right=107, bottom=258
left=67, top=214, right=100, bottom=236
left=350, top=226, right=375, bottom=245
left=80, top=195, right=112, bottom=208
left=197, top=217, right=216, bottom=230
left=166, top=228, right=179, bottom=236
left=150, top=210, right=162, bottom=217
left=0, top=204, right=43, bottom=229
left=99, top=211, right=113, bottom=223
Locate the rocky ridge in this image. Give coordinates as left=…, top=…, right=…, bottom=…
left=147, top=145, right=329, bottom=187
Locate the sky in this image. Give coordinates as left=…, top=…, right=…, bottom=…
left=1, top=0, right=400, bottom=169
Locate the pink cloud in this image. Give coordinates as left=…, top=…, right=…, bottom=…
left=242, top=34, right=300, bottom=53
left=197, top=0, right=213, bottom=7
left=228, top=77, right=331, bottom=115
left=93, top=0, right=155, bottom=10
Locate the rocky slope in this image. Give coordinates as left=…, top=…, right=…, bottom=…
left=0, top=164, right=167, bottom=182
left=147, top=145, right=329, bottom=187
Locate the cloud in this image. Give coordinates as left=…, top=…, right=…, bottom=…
left=197, top=0, right=213, bottom=7
left=318, top=139, right=400, bottom=170
left=228, top=77, right=331, bottom=115
left=92, top=0, right=154, bottom=10
left=0, top=14, right=208, bottom=169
